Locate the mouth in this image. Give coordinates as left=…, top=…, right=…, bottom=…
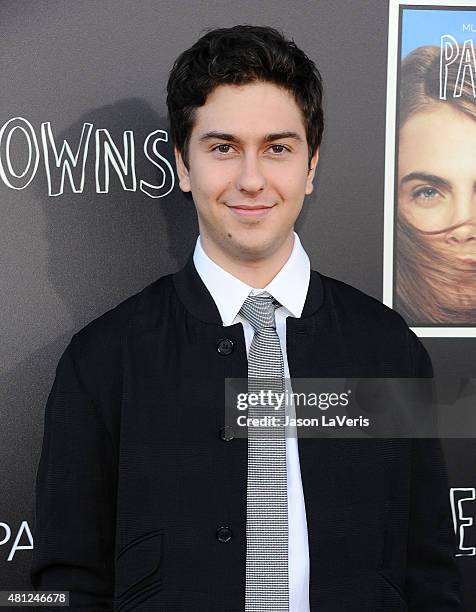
left=456, top=255, right=476, bottom=264
left=227, top=204, right=276, bottom=219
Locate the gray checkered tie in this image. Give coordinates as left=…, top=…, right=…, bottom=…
left=239, top=291, right=289, bottom=612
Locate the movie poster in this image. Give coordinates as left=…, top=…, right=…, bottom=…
left=385, top=0, right=476, bottom=337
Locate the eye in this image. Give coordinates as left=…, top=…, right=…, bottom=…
left=268, top=144, right=289, bottom=154
left=414, top=187, right=439, bottom=198
left=411, top=186, right=443, bottom=205
left=211, top=144, right=233, bottom=154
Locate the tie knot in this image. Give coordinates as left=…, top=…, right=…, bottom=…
left=239, top=291, right=281, bottom=331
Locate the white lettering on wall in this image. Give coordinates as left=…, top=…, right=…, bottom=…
left=450, top=487, right=476, bottom=557
left=95, top=128, right=136, bottom=193
left=0, top=117, right=40, bottom=189
left=41, top=122, right=93, bottom=196
left=0, top=117, right=175, bottom=198
left=140, top=129, right=175, bottom=198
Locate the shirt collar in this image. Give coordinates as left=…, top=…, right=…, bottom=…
left=192, top=232, right=310, bottom=326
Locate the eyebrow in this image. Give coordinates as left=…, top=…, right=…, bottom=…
left=197, top=130, right=304, bottom=144
left=399, top=171, right=452, bottom=191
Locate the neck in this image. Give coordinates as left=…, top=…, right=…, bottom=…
left=200, top=233, right=295, bottom=288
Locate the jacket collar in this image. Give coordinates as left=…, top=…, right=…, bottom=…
left=172, top=250, right=324, bottom=327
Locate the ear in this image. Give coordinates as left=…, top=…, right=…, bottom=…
left=174, top=147, right=191, bottom=193
left=305, top=147, right=319, bottom=195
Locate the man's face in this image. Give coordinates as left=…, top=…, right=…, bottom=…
left=174, top=81, right=319, bottom=262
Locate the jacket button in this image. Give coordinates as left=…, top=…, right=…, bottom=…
left=216, top=526, right=232, bottom=543
left=217, top=338, right=234, bottom=355
left=219, top=426, right=235, bottom=441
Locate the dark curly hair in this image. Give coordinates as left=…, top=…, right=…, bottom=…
left=166, top=24, right=324, bottom=171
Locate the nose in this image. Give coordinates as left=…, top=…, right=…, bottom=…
left=445, top=195, right=476, bottom=243
left=446, top=221, right=476, bottom=244
left=235, top=152, right=266, bottom=193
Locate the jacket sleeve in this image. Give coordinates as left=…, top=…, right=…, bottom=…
left=30, top=336, right=116, bottom=611
left=405, top=330, right=463, bottom=610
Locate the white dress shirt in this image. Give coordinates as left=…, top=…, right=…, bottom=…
left=193, top=231, right=311, bottom=612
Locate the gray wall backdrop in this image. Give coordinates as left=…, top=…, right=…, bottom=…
left=1, top=0, right=474, bottom=608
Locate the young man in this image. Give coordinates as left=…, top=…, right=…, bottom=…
left=31, top=25, right=462, bottom=611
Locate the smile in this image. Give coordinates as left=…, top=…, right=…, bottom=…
left=227, top=205, right=276, bottom=219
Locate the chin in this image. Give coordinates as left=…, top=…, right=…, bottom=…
left=234, top=242, right=268, bottom=259
left=226, top=232, right=272, bottom=258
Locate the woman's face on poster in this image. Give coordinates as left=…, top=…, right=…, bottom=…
left=398, top=104, right=476, bottom=264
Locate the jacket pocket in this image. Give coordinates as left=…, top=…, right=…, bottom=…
left=114, top=529, right=163, bottom=607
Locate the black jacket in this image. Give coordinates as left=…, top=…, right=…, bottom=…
left=30, top=252, right=462, bottom=611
